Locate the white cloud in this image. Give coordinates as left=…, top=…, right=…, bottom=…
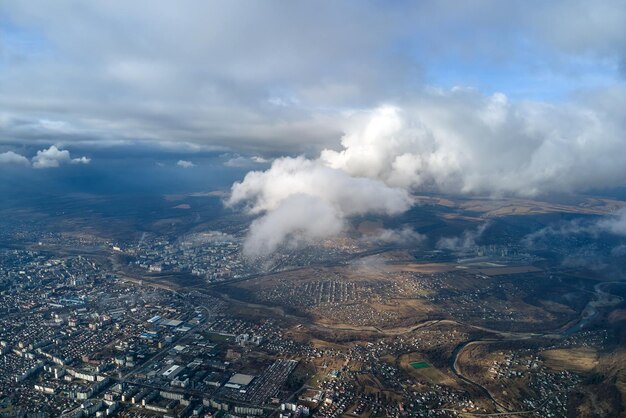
left=224, top=155, right=269, bottom=168
left=31, top=145, right=90, bottom=169
left=0, top=151, right=30, bottom=166
left=32, top=145, right=70, bottom=168
left=71, top=156, right=91, bottom=164
left=321, top=88, right=626, bottom=196
left=229, top=84, right=626, bottom=256
left=229, top=156, right=412, bottom=215
left=242, top=195, right=345, bottom=257
left=228, top=156, right=412, bottom=257
left=177, top=160, right=195, bottom=168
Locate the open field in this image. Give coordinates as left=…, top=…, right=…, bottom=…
left=473, top=266, right=542, bottom=276
left=399, top=352, right=456, bottom=386
left=414, top=195, right=626, bottom=218
left=541, top=347, right=598, bottom=372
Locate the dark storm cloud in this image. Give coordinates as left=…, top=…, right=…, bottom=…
left=1, top=1, right=411, bottom=153
left=1, top=0, right=625, bottom=153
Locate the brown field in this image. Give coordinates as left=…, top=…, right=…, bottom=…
left=414, top=195, right=626, bottom=218
left=541, top=347, right=598, bottom=372
left=164, top=190, right=226, bottom=201
left=608, top=309, right=626, bottom=323
left=230, top=259, right=446, bottom=328
left=398, top=352, right=457, bottom=386
left=473, top=265, right=542, bottom=276
left=225, top=252, right=554, bottom=332
left=387, top=262, right=457, bottom=273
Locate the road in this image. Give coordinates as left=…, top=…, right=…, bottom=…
left=446, top=279, right=625, bottom=415
left=109, top=249, right=626, bottom=416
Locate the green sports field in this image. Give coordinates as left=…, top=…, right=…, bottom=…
left=409, top=361, right=431, bottom=369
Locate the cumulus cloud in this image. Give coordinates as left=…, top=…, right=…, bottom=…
left=242, top=195, right=345, bottom=257
left=0, top=151, right=30, bottom=166
left=177, top=160, right=195, bottom=168
left=229, top=156, right=412, bottom=216
left=228, top=156, right=412, bottom=257
left=31, top=145, right=90, bottom=169
left=229, top=85, right=626, bottom=256
left=32, top=146, right=70, bottom=168
left=437, top=223, right=491, bottom=252
left=321, top=89, right=626, bottom=196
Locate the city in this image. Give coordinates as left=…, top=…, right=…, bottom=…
left=0, top=190, right=625, bottom=417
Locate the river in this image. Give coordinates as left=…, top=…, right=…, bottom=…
left=449, top=280, right=626, bottom=415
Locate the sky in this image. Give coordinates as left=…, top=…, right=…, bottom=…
left=2, top=1, right=626, bottom=255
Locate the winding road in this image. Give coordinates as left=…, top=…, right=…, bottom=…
left=446, top=280, right=625, bottom=416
